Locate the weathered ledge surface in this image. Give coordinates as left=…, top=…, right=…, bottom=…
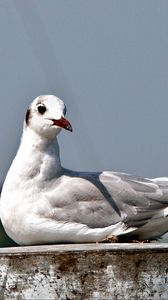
left=0, top=243, right=168, bottom=299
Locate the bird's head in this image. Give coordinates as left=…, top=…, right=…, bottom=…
left=24, top=95, right=72, bottom=139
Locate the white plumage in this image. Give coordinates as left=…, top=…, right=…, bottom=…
left=1, top=95, right=168, bottom=245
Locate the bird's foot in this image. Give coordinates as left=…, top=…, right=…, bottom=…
left=131, top=239, right=150, bottom=244
left=117, top=237, right=150, bottom=243
left=99, top=236, right=150, bottom=243
left=101, top=235, right=119, bottom=243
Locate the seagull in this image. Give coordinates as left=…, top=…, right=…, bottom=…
left=1, top=95, right=168, bottom=245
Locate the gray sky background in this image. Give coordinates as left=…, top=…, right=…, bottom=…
left=1, top=0, right=168, bottom=185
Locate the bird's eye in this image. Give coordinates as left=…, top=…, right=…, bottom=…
left=37, top=104, right=46, bottom=115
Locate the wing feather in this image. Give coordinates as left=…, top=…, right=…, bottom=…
left=44, top=170, right=168, bottom=234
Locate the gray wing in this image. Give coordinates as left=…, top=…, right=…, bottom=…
left=44, top=169, right=168, bottom=234
left=105, top=172, right=168, bottom=227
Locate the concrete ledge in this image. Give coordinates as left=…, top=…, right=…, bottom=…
left=0, top=243, right=168, bottom=299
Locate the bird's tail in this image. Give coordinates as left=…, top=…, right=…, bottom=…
left=152, top=177, right=168, bottom=185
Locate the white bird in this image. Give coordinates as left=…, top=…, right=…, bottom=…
left=1, top=95, right=168, bottom=245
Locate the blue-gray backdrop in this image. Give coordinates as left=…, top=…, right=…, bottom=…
left=1, top=1, right=168, bottom=183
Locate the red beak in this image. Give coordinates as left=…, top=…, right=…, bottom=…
left=51, top=116, right=73, bottom=132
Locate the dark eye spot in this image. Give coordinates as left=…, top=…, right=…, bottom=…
left=37, top=104, right=46, bottom=114
left=63, top=105, right=67, bottom=116
left=25, top=109, right=31, bottom=126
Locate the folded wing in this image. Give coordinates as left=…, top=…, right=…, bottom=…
left=44, top=170, right=168, bottom=239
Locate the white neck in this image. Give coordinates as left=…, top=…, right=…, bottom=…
left=6, top=127, right=62, bottom=185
